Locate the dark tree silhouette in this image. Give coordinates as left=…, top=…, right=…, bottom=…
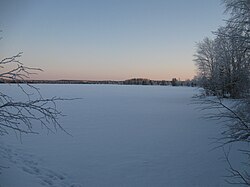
left=0, top=50, right=69, bottom=137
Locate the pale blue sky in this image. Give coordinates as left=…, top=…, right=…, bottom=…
left=0, top=0, right=226, bottom=80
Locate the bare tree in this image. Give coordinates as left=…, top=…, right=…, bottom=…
left=194, top=28, right=249, bottom=98
left=222, top=0, right=250, bottom=98
left=0, top=49, right=69, bottom=137
left=194, top=0, right=250, bottom=98
left=193, top=0, right=250, bottom=185
left=194, top=37, right=223, bottom=95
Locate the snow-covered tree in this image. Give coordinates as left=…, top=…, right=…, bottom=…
left=194, top=0, right=250, bottom=185
left=194, top=37, right=220, bottom=95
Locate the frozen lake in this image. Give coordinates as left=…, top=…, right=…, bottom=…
left=0, top=85, right=230, bottom=187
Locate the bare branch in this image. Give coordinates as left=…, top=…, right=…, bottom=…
left=0, top=51, right=74, bottom=137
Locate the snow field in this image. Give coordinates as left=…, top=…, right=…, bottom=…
left=0, top=85, right=233, bottom=186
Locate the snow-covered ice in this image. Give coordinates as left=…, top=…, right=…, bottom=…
left=0, top=85, right=233, bottom=186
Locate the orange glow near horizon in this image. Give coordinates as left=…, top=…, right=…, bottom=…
left=30, top=64, right=196, bottom=81
left=24, top=48, right=196, bottom=81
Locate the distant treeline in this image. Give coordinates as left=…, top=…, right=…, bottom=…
left=0, top=78, right=196, bottom=87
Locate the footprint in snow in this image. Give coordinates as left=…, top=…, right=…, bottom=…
left=0, top=142, right=83, bottom=187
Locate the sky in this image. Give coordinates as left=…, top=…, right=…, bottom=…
left=0, top=0, right=227, bottom=81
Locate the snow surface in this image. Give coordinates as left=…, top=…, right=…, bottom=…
left=0, top=85, right=234, bottom=187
